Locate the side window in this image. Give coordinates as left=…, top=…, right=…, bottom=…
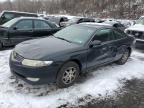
left=15, top=20, right=33, bottom=30
left=92, top=29, right=114, bottom=42
left=113, top=29, right=126, bottom=39
left=34, top=20, right=51, bottom=29
left=114, top=24, right=125, bottom=28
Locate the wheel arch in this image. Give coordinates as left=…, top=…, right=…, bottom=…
left=56, top=59, right=82, bottom=78
left=69, top=59, right=82, bottom=72
left=127, top=47, right=132, bottom=56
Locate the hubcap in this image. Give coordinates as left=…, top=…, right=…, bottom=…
left=62, top=67, right=77, bottom=85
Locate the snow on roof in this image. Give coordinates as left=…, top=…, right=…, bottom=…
left=126, top=24, right=144, bottom=32
left=81, top=22, right=112, bottom=26
left=1, top=10, right=37, bottom=15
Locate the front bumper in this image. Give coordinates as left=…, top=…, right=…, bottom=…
left=135, top=39, right=144, bottom=49
left=9, top=53, right=61, bottom=85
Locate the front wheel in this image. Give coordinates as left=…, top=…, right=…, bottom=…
left=0, top=42, right=3, bottom=50
left=56, top=61, right=80, bottom=88
left=116, top=49, right=130, bottom=65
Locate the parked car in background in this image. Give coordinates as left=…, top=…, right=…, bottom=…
left=82, top=21, right=126, bottom=31
left=61, top=17, right=95, bottom=27
left=116, top=19, right=135, bottom=28
left=44, top=16, right=69, bottom=27
left=102, top=21, right=126, bottom=31
left=125, top=16, right=144, bottom=49
left=0, top=11, right=38, bottom=25
left=95, top=18, right=106, bottom=23
left=0, top=17, right=60, bottom=49
left=10, top=24, right=134, bottom=88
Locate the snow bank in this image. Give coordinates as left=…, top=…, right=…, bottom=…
left=0, top=50, right=144, bottom=108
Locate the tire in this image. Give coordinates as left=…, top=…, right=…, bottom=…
left=0, top=42, right=2, bottom=50
left=116, top=48, right=130, bottom=65
left=56, top=61, right=80, bottom=88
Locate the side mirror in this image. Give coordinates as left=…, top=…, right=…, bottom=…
left=13, top=27, right=18, bottom=30
left=90, top=40, right=102, bottom=48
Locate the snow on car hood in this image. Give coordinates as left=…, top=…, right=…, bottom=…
left=126, top=24, right=144, bottom=32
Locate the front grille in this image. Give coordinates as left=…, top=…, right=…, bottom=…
left=13, top=51, right=24, bottom=62
left=127, top=30, right=144, bottom=39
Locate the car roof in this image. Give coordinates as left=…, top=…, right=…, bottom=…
left=79, top=23, right=113, bottom=29
left=1, top=10, right=37, bottom=15
left=80, top=22, right=113, bottom=27
left=12, top=17, right=46, bottom=21
left=103, top=21, right=121, bottom=25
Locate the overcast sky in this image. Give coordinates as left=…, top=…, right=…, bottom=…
left=0, top=0, right=13, bottom=2
left=0, top=0, right=7, bottom=2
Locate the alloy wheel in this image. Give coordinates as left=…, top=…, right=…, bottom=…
left=62, top=67, right=77, bottom=85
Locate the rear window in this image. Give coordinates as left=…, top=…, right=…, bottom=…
left=113, top=29, right=127, bottom=39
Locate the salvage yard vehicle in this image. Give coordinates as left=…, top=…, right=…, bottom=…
left=9, top=24, right=134, bottom=88
left=0, top=10, right=38, bottom=25
left=44, top=16, right=69, bottom=27
left=125, top=16, right=144, bottom=49
left=0, top=17, right=60, bottom=49
left=82, top=21, right=126, bottom=31
left=102, top=21, right=126, bottom=31
left=61, top=17, right=95, bottom=27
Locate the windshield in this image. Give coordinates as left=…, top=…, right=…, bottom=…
left=54, top=25, right=96, bottom=45
left=136, top=17, right=144, bottom=25
left=2, top=18, right=18, bottom=27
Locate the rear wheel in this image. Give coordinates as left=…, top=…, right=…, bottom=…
left=116, top=49, right=130, bottom=65
left=56, top=61, right=80, bottom=88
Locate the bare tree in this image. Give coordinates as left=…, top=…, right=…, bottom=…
left=0, top=0, right=143, bottom=19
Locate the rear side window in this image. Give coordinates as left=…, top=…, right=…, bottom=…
left=0, top=13, right=15, bottom=24
left=113, top=29, right=126, bottom=39
left=114, top=24, right=125, bottom=28
left=3, top=13, right=15, bottom=20
left=34, top=20, right=51, bottom=29
left=18, top=13, right=37, bottom=17
left=93, top=29, right=114, bottom=42
left=15, top=20, right=33, bottom=30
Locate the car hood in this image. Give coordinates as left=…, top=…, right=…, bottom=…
left=126, top=24, right=144, bottom=32
left=15, top=36, right=81, bottom=60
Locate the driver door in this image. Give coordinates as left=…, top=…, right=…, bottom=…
left=9, top=19, right=33, bottom=45
left=87, top=28, right=115, bottom=68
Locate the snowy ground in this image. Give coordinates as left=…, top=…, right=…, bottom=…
left=0, top=49, right=144, bottom=108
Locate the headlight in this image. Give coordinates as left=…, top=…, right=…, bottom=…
left=22, top=59, right=53, bottom=67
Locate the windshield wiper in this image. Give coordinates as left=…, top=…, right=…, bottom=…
left=53, top=35, right=72, bottom=43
